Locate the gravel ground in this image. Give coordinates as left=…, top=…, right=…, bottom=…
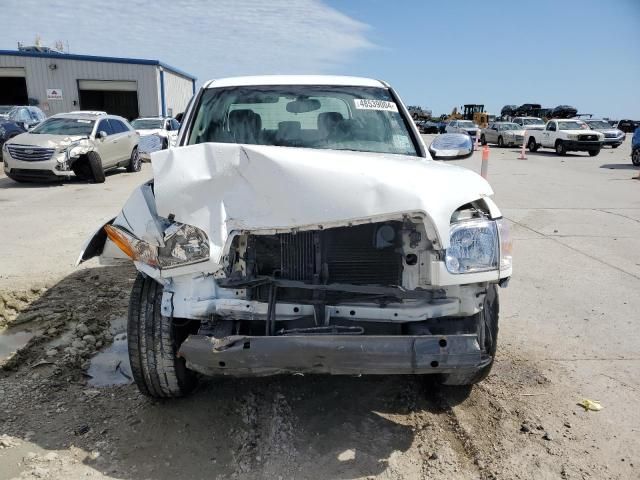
left=0, top=139, right=639, bottom=479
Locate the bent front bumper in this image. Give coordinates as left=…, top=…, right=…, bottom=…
left=3, top=153, right=70, bottom=177
left=178, top=333, right=485, bottom=376
left=563, top=140, right=603, bottom=151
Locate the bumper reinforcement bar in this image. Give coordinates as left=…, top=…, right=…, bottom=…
left=178, top=333, right=484, bottom=376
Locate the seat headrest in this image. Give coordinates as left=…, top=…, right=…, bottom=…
left=317, top=112, right=344, bottom=137
left=229, top=109, right=261, bottom=144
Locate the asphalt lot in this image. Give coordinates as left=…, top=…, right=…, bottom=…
left=1, top=137, right=639, bottom=479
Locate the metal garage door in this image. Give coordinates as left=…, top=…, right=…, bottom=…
left=0, top=67, right=28, bottom=105
left=78, top=80, right=139, bottom=120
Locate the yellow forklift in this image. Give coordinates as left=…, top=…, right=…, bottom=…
left=463, top=104, right=489, bottom=128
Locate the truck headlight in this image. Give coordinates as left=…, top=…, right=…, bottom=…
left=158, top=222, right=210, bottom=268
left=104, top=222, right=210, bottom=269
left=445, top=219, right=499, bottom=274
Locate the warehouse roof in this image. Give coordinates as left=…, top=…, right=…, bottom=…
left=0, top=49, right=196, bottom=81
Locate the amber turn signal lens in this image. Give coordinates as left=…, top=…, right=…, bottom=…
left=104, top=224, right=135, bottom=259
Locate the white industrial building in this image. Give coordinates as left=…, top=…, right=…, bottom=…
left=0, top=49, right=196, bottom=120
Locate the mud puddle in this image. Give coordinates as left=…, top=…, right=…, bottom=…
left=0, top=328, right=35, bottom=363
left=86, top=316, right=132, bottom=387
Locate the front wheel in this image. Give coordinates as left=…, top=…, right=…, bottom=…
left=528, top=137, right=538, bottom=152
left=480, top=134, right=487, bottom=146
left=632, top=149, right=640, bottom=166
left=497, top=136, right=504, bottom=148
left=555, top=141, right=567, bottom=156
left=439, top=285, right=499, bottom=386
left=87, top=151, right=105, bottom=183
left=126, top=147, right=141, bottom=172
left=127, top=273, right=198, bottom=398
left=588, top=149, right=600, bottom=157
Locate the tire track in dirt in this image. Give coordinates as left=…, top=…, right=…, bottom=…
left=229, top=382, right=298, bottom=479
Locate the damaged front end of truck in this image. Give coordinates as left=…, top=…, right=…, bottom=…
left=79, top=142, right=511, bottom=397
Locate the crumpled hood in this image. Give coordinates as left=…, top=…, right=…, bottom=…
left=151, top=143, right=494, bottom=258
left=8, top=133, right=87, bottom=148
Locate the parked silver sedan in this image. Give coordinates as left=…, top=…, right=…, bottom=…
left=480, top=122, right=525, bottom=147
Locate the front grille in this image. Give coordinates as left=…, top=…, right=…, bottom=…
left=578, top=134, right=598, bottom=141
left=323, top=224, right=403, bottom=285
left=7, top=145, right=55, bottom=162
left=248, top=222, right=403, bottom=286
left=280, top=231, right=317, bottom=281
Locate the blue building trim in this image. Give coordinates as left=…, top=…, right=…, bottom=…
left=0, top=49, right=196, bottom=81
left=159, top=69, right=166, bottom=116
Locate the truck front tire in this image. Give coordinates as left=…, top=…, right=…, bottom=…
left=528, top=137, right=538, bottom=152
left=438, top=284, right=499, bottom=386
left=555, top=140, right=567, bottom=156
left=128, top=273, right=198, bottom=398
left=588, top=149, right=600, bottom=157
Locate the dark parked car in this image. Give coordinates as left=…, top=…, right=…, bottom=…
left=418, top=121, right=440, bottom=134
left=0, top=105, right=16, bottom=118
left=0, top=106, right=47, bottom=158
left=500, top=105, right=517, bottom=117
left=515, top=103, right=541, bottom=117
left=632, top=126, right=640, bottom=166
left=550, top=105, right=578, bottom=119
left=617, top=119, right=638, bottom=134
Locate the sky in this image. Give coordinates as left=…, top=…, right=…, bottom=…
left=2, top=0, right=639, bottom=118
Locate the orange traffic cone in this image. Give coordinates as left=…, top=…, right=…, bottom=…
left=519, top=130, right=527, bottom=160
left=481, top=145, right=489, bottom=179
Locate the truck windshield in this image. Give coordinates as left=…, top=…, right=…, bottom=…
left=523, top=118, right=544, bottom=125
left=458, top=121, right=475, bottom=128
left=187, top=85, right=419, bottom=156
left=30, top=118, right=95, bottom=136
left=558, top=121, right=587, bottom=130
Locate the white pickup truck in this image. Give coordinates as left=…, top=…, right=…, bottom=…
left=526, top=119, right=604, bottom=156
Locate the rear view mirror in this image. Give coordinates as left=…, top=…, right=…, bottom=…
left=428, top=133, right=473, bottom=160
left=286, top=98, right=321, bottom=114
left=98, top=131, right=107, bottom=140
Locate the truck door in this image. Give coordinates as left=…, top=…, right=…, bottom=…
left=543, top=121, right=556, bottom=147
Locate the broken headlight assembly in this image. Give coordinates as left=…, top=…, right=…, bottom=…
left=445, top=218, right=511, bottom=274
left=104, top=222, right=210, bottom=269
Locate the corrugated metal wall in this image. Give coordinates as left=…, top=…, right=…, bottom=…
left=0, top=54, right=160, bottom=117
left=162, top=70, right=194, bottom=117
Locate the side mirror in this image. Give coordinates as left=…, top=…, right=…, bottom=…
left=428, top=133, right=473, bottom=160
left=97, top=131, right=107, bottom=140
